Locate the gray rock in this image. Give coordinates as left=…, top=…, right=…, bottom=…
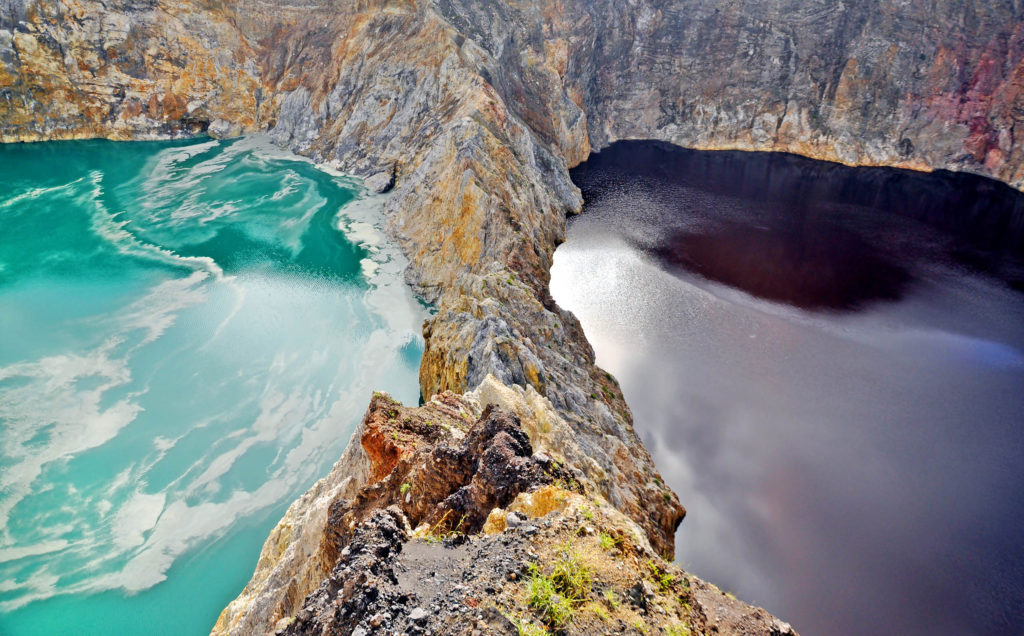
left=269, top=88, right=321, bottom=151
left=640, top=580, right=657, bottom=599
left=505, top=511, right=527, bottom=528
left=408, top=607, right=428, bottom=622
left=207, top=119, right=241, bottom=139
left=364, top=171, right=393, bottom=194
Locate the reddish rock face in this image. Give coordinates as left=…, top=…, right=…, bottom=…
left=322, top=394, right=575, bottom=567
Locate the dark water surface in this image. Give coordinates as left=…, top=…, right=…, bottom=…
left=550, top=141, right=1024, bottom=635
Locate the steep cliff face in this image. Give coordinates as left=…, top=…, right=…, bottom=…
left=2, top=0, right=1021, bottom=633
left=0, top=0, right=269, bottom=140
left=564, top=0, right=1024, bottom=189
left=10, top=0, right=1017, bottom=183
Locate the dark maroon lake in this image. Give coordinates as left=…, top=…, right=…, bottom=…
left=551, top=141, right=1024, bottom=636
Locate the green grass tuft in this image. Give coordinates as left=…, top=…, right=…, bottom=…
left=647, top=560, right=676, bottom=592
left=589, top=602, right=609, bottom=622
left=598, top=532, right=622, bottom=552
left=551, top=542, right=592, bottom=599
left=528, top=573, right=574, bottom=627
left=525, top=542, right=593, bottom=628
left=602, top=588, right=619, bottom=610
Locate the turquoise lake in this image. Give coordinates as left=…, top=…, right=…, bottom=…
left=0, top=137, right=426, bottom=635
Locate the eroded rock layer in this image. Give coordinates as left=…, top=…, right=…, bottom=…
left=3, top=0, right=1021, bottom=633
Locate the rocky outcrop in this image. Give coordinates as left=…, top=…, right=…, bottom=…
left=274, top=494, right=797, bottom=636
left=220, top=378, right=794, bottom=636
left=213, top=375, right=682, bottom=635
left=4, top=0, right=1021, bottom=633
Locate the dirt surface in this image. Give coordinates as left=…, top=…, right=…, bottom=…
left=281, top=486, right=796, bottom=635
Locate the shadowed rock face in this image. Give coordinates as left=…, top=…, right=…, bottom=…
left=2, top=0, right=1020, bottom=633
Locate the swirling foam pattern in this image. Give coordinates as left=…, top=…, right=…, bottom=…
left=0, top=137, right=426, bottom=635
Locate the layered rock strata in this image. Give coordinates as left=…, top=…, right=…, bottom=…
left=4, top=0, right=1022, bottom=186
left=3, top=0, right=1022, bottom=633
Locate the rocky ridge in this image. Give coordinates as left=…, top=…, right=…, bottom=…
left=3, top=0, right=1022, bottom=633
left=214, top=377, right=794, bottom=636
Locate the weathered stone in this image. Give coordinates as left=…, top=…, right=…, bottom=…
left=364, top=171, right=395, bottom=194
left=208, top=118, right=242, bottom=139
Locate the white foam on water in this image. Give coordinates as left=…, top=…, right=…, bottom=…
left=85, top=172, right=225, bottom=281
left=336, top=194, right=429, bottom=338
left=130, top=136, right=331, bottom=256
left=0, top=344, right=139, bottom=537
left=0, top=541, right=69, bottom=565
left=0, top=178, right=86, bottom=210
left=112, top=491, right=166, bottom=550
left=0, top=137, right=429, bottom=612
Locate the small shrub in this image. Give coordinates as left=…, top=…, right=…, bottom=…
left=528, top=574, right=574, bottom=627
left=666, top=624, right=691, bottom=636
left=647, top=560, right=675, bottom=592
left=400, top=483, right=411, bottom=496
left=602, top=589, right=619, bottom=610
left=550, top=543, right=592, bottom=599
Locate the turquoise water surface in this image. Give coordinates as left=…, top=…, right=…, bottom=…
left=0, top=137, right=426, bottom=634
